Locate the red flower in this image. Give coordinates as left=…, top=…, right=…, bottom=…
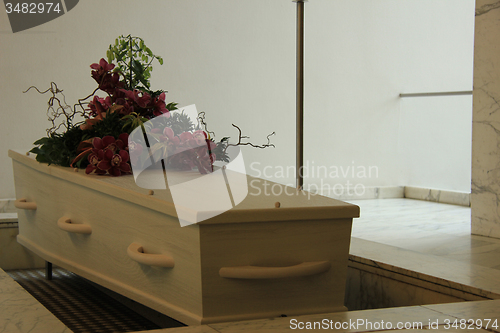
left=122, top=89, right=151, bottom=108
left=90, top=59, right=122, bottom=94
left=81, top=96, right=108, bottom=130
left=90, top=58, right=115, bottom=72
left=153, top=92, right=169, bottom=117
left=84, top=133, right=131, bottom=176
left=168, top=151, right=196, bottom=171
left=87, top=96, right=108, bottom=117
left=100, top=72, right=122, bottom=94
left=194, top=139, right=216, bottom=174
left=93, top=133, right=128, bottom=152
left=179, top=131, right=197, bottom=148
left=97, top=150, right=131, bottom=176
left=85, top=150, right=106, bottom=175
left=162, top=127, right=175, bottom=141
left=137, top=92, right=151, bottom=108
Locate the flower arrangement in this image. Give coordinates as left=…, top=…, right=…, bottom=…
left=28, top=35, right=274, bottom=176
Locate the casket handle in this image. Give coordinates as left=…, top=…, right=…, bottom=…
left=14, top=198, right=37, bottom=210
left=127, top=242, right=175, bottom=268
left=219, top=261, right=331, bottom=279
left=57, top=217, right=92, bottom=234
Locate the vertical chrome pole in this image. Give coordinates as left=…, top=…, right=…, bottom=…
left=294, top=0, right=306, bottom=190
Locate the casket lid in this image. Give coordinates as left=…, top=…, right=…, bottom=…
left=9, top=150, right=359, bottom=225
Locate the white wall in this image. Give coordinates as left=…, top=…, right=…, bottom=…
left=399, top=95, right=473, bottom=192
left=303, top=0, right=475, bottom=194
left=0, top=0, right=475, bottom=199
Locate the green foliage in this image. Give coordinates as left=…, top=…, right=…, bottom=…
left=107, top=35, right=163, bottom=90
left=30, top=112, right=127, bottom=168
left=30, top=126, right=86, bottom=167
left=212, top=139, right=230, bottom=162
left=82, top=111, right=126, bottom=140
left=166, top=110, right=195, bottom=135
left=142, top=109, right=194, bottom=136
left=121, top=112, right=149, bottom=133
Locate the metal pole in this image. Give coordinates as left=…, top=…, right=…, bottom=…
left=294, top=0, right=306, bottom=190
left=399, top=90, right=473, bottom=98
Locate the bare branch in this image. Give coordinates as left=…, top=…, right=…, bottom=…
left=225, top=124, right=275, bottom=153
left=74, top=86, right=100, bottom=116
left=197, top=111, right=216, bottom=140
left=24, top=82, right=86, bottom=135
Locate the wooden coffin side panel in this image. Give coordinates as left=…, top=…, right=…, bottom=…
left=12, top=160, right=204, bottom=325
left=198, top=218, right=352, bottom=324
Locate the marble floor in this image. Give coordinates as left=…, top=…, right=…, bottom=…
left=0, top=266, right=70, bottom=333
left=348, top=198, right=500, bottom=271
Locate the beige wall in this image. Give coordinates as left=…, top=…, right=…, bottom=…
left=471, top=0, right=500, bottom=238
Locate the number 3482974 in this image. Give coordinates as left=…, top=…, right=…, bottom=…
left=5, top=3, right=61, bottom=14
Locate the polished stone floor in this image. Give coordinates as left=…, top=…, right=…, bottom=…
left=348, top=198, right=500, bottom=271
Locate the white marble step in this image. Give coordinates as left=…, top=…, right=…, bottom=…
left=350, top=237, right=500, bottom=300
left=0, top=268, right=70, bottom=333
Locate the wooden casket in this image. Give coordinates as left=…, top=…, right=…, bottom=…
left=9, top=149, right=359, bottom=325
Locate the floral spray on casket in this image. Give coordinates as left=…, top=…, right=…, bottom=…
left=27, top=35, right=275, bottom=225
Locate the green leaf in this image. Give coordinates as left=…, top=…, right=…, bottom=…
left=29, top=147, right=43, bottom=154
left=33, top=137, right=50, bottom=145
left=35, top=154, right=50, bottom=163
left=166, top=102, right=179, bottom=110
left=107, top=50, right=114, bottom=64
left=132, top=59, right=143, bottom=71
left=139, top=77, right=150, bottom=88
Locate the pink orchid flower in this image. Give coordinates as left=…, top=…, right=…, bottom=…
left=97, top=149, right=131, bottom=177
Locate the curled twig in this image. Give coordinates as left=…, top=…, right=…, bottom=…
left=197, top=111, right=216, bottom=140
left=75, top=86, right=100, bottom=116
left=24, top=82, right=86, bottom=135
left=23, top=82, right=63, bottom=95
left=225, top=124, right=275, bottom=153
